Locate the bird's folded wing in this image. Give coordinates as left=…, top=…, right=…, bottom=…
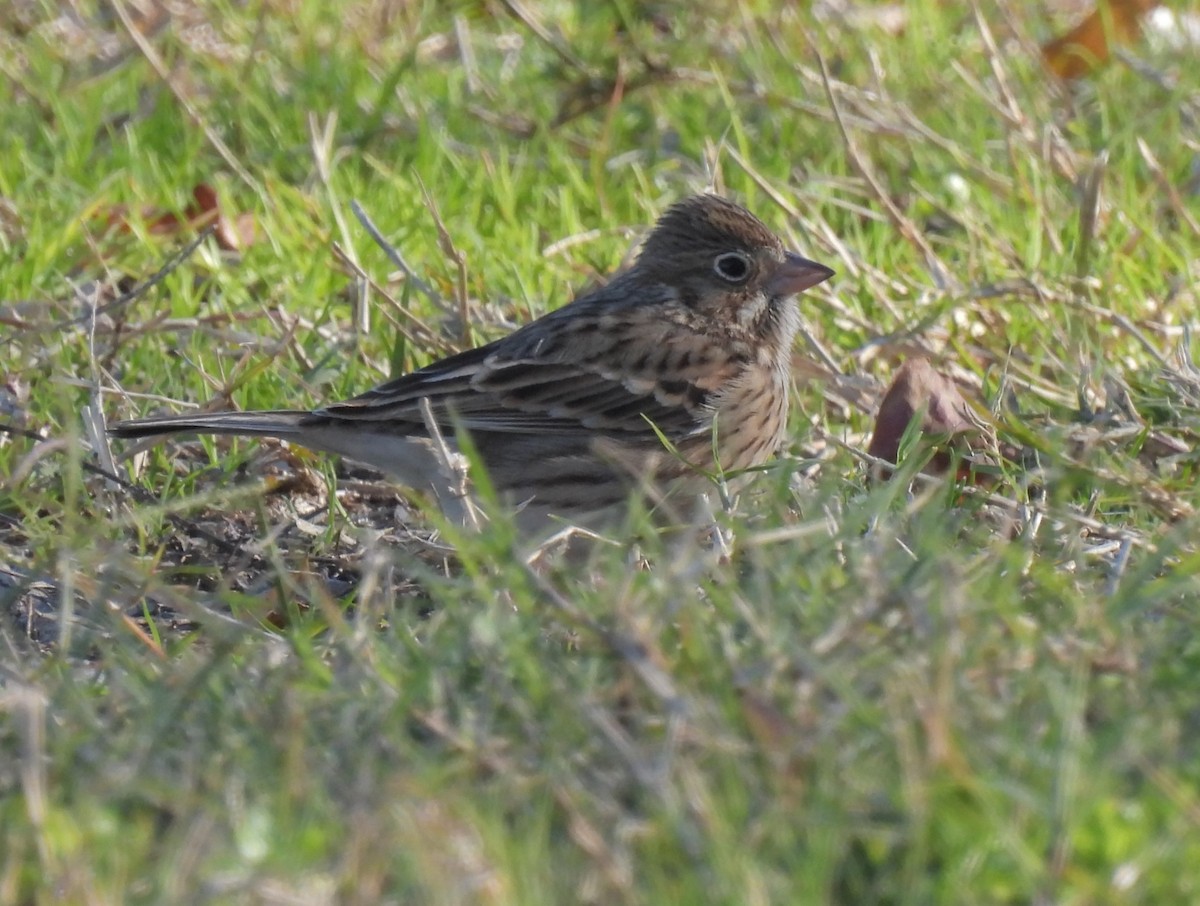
left=310, top=346, right=712, bottom=441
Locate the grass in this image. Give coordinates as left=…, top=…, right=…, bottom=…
left=3, top=0, right=1200, bottom=902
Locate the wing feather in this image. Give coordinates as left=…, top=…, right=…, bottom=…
left=310, top=318, right=716, bottom=441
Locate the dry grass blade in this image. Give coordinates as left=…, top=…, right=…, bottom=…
left=1136, top=138, right=1200, bottom=237
left=806, top=34, right=954, bottom=291
left=1075, top=149, right=1109, bottom=280
left=2, top=225, right=214, bottom=342
left=416, top=178, right=474, bottom=342
left=108, top=0, right=257, bottom=191
left=349, top=199, right=449, bottom=314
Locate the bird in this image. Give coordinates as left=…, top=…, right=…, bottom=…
left=110, top=194, right=835, bottom=534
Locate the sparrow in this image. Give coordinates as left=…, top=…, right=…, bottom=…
left=110, top=194, right=834, bottom=533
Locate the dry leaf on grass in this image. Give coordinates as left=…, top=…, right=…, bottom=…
left=98, top=183, right=257, bottom=251
left=1042, top=0, right=1159, bottom=80
left=866, top=358, right=1004, bottom=484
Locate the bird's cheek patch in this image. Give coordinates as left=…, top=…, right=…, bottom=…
left=735, top=293, right=769, bottom=327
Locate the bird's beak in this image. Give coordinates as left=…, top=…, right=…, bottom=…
left=767, top=253, right=835, bottom=296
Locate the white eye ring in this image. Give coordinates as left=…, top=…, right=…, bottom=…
left=714, top=251, right=751, bottom=283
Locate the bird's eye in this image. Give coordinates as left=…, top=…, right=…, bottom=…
left=713, top=252, right=751, bottom=283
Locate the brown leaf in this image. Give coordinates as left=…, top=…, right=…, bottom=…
left=96, top=183, right=256, bottom=251
left=864, top=357, right=1028, bottom=489
left=867, top=358, right=982, bottom=471
left=182, top=184, right=257, bottom=252
left=1042, top=0, right=1159, bottom=80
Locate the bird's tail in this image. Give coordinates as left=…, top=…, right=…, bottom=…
left=108, top=410, right=310, bottom=440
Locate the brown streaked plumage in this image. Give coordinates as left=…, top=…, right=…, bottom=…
left=110, top=194, right=834, bottom=532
